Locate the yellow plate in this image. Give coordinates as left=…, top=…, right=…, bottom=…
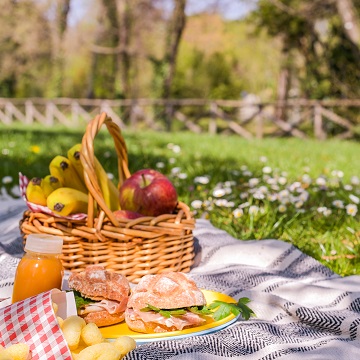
left=100, top=290, right=238, bottom=344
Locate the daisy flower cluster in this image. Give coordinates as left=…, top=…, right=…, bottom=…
left=186, top=163, right=359, bottom=220
left=158, top=145, right=359, bottom=230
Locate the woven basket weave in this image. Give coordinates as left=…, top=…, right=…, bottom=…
left=20, top=112, right=196, bottom=283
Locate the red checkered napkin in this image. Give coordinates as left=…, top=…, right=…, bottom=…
left=0, top=290, right=72, bottom=360
left=19, top=172, right=87, bottom=220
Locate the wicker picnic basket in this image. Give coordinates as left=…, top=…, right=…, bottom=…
left=20, top=112, right=196, bottom=283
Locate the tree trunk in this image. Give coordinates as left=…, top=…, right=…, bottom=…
left=102, top=0, right=119, bottom=98
left=336, top=0, right=360, bottom=47
left=117, top=0, right=132, bottom=98
left=275, top=41, right=291, bottom=123
left=86, top=0, right=121, bottom=98
left=162, top=0, right=187, bottom=100
left=161, top=0, right=187, bottom=130
left=51, top=0, right=71, bottom=97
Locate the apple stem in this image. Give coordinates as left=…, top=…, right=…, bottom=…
left=141, top=173, right=147, bottom=187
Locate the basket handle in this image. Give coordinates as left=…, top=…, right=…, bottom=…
left=81, top=112, right=131, bottom=228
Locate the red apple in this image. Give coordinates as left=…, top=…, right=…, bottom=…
left=119, top=169, right=178, bottom=217
left=113, top=209, right=143, bottom=220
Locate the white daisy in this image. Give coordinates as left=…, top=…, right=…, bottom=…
left=350, top=176, right=360, bottom=186
left=194, top=176, right=210, bottom=184
left=233, top=208, right=244, bottom=218
left=156, top=162, right=165, bottom=169
left=349, top=194, right=360, bottom=204
left=249, top=205, right=259, bottom=215
left=332, top=200, right=344, bottom=209
left=2, top=176, right=13, bottom=184
left=191, top=200, right=203, bottom=209
left=346, top=204, right=358, bottom=217
left=213, top=188, right=226, bottom=198
left=249, top=178, right=260, bottom=187
left=316, top=177, right=327, bottom=186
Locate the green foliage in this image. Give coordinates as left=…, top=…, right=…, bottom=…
left=208, top=298, right=255, bottom=321
left=0, top=0, right=52, bottom=97
left=172, top=49, right=243, bottom=99
left=252, top=0, right=360, bottom=100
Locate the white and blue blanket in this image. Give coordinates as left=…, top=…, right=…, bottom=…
left=1, top=198, right=359, bottom=359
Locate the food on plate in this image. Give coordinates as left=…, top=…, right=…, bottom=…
left=62, top=315, right=86, bottom=351
left=46, top=187, right=89, bottom=216
left=55, top=307, right=136, bottom=359
left=25, top=177, right=47, bottom=206
left=68, top=266, right=130, bottom=327
left=125, top=272, right=212, bottom=333
left=112, top=336, right=137, bottom=356
left=72, top=342, right=121, bottom=360
left=0, top=343, right=31, bottom=360
left=81, top=323, right=104, bottom=346
left=119, top=169, right=178, bottom=217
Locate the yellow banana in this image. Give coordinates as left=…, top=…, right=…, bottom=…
left=94, top=157, right=120, bottom=211
left=47, top=187, right=89, bottom=216
left=67, top=143, right=85, bottom=183
left=26, top=177, right=47, bottom=206
left=49, top=155, right=87, bottom=193
left=67, top=143, right=120, bottom=211
left=41, top=175, right=62, bottom=197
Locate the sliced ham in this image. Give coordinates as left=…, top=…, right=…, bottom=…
left=127, top=308, right=206, bottom=331
left=79, top=298, right=128, bottom=315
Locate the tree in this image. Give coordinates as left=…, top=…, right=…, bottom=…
left=252, top=0, right=360, bottom=104
left=86, top=0, right=120, bottom=98
left=162, top=0, right=187, bottom=99
left=50, top=0, right=71, bottom=97
left=336, top=0, right=360, bottom=47
left=0, top=0, right=52, bottom=97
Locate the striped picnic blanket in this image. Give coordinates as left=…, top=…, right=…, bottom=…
left=1, top=198, right=360, bottom=359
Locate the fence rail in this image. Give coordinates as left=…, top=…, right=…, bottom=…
left=0, top=97, right=359, bottom=139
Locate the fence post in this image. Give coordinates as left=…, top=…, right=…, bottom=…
left=46, top=102, right=54, bottom=126
left=256, top=105, right=264, bottom=139
left=129, top=100, right=138, bottom=128
left=314, top=104, right=326, bottom=140
left=5, top=102, right=13, bottom=124
left=25, top=100, right=33, bottom=125
left=209, top=102, right=217, bottom=134
left=165, top=102, right=173, bottom=131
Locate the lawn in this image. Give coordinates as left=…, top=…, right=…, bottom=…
left=1, top=123, right=359, bottom=276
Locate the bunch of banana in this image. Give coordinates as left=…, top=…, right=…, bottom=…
left=67, top=143, right=120, bottom=211
left=26, top=143, right=119, bottom=216
left=26, top=174, right=88, bottom=216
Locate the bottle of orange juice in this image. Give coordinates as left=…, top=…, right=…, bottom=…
left=12, top=234, right=64, bottom=303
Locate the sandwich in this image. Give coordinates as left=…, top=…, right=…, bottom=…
left=125, top=272, right=211, bottom=333
left=68, top=265, right=130, bottom=327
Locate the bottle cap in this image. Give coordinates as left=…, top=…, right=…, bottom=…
left=24, top=234, right=63, bottom=254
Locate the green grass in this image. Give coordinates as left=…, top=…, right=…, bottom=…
left=1, top=123, right=359, bottom=277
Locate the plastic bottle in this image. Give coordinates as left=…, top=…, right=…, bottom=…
left=12, top=234, right=64, bottom=303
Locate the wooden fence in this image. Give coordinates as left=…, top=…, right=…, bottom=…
left=0, top=97, right=359, bottom=139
